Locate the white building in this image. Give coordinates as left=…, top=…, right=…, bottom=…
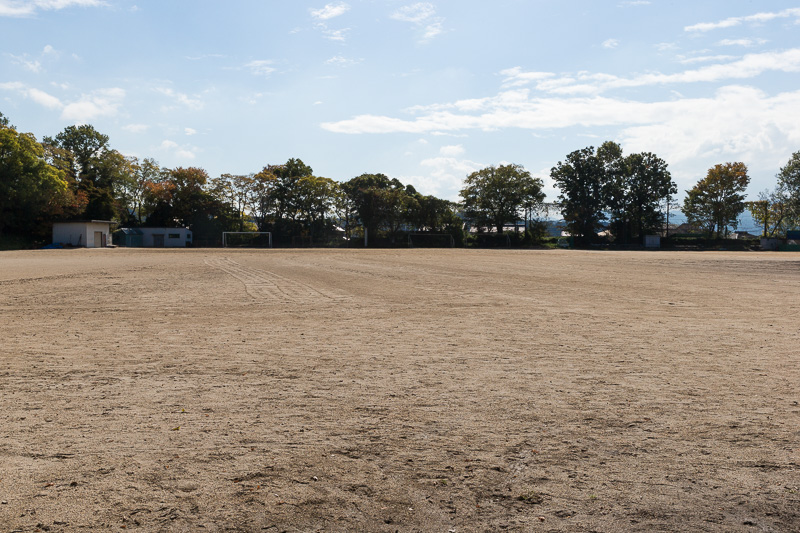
left=137, top=227, right=192, bottom=247
left=52, top=220, right=112, bottom=248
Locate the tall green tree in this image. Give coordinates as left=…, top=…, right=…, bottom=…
left=0, top=124, right=74, bottom=238
left=683, top=162, right=750, bottom=238
left=460, top=164, right=544, bottom=234
left=44, top=124, right=128, bottom=221
left=776, top=151, right=800, bottom=230
left=294, top=175, right=341, bottom=241
left=122, top=157, right=165, bottom=224
left=341, top=173, right=398, bottom=242
left=250, top=166, right=279, bottom=231
left=609, top=151, right=676, bottom=242
left=550, top=146, right=609, bottom=242
left=747, top=190, right=791, bottom=238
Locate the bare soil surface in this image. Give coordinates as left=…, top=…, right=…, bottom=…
left=1, top=248, right=799, bottom=532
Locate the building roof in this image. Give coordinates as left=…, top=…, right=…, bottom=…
left=54, top=220, right=114, bottom=224
left=117, top=228, right=144, bottom=235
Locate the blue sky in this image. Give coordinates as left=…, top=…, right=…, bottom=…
left=2, top=1, right=800, bottom=202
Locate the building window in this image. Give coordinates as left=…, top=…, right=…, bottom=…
left=168, top=234, right=180, bottom=239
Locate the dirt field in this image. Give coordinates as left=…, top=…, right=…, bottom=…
left=0, top=248, right=798, bottom=532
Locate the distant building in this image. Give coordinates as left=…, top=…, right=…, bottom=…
left=115, top=227, right=192, bottom=247
left=672, top=223, right=705, bottom=235
left=52, top=220, right=112, bottom=248
left=730, top=231, right=759, bottom=240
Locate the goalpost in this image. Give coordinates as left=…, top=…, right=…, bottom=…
left=408, top=233, right=455, bottom=248
left=222, top=232, right=272, bottom=248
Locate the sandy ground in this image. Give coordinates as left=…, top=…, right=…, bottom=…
left=0, top=248, right=799, bottom=532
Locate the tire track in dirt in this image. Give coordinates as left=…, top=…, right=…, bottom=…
left=205, top=257, right=349, bottom=303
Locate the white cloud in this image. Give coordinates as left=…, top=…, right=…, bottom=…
left=0, top=0, right=106, bottom=17
left=391, top=3, right=436, bottom=23
left=411, top=156, right=484, bottom=200
left=499, top=68, right=555, bottom=88
left=677, top=54, right=737, bottom=65
left=619, top=86, right=800, bottom=171
left=656, top=42, right=678, bottom=52
left=61, top=87, right=125, bottom=122
left=156, top=87, right=203, bottom=110
left=498, top=49, right=800, bottom=95
left=10, top=54, right=42, bottom=73
left=6, top=45, right=63, bottom=73
left=123, top=124, right=149, bottom=133
left=310, top=2, right=350, bottom=20
left=159, top=139, right=197, bottom=161
left=685, top=7, right=800, bottom=32
left=323, top=82, right=800, bottom=188
left=602, top=39, right=620, bottom=49
left=2, top=82, right=123, bottom=120
left=27, top=88, right=61, bottom=109
left=619, top=0, right=650, bottom=5
left=320, top=27, right=349, bottom=41
left=439, top=144, right=465, bottom=157
left=422, top=21, right=443, bottom=41
left=184, top=127, right=197, bottom=136
left=391, top=3, right=445, bottom=43
left=717, top=38, right=768, bottom=48
left=245, top=60, right=276, bottom=76
left=325, top=55, right=361, bottom=67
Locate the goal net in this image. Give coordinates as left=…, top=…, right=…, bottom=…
left=222, top=232, right=272, bottom=248
left=408, top=233, right=455, bottom=248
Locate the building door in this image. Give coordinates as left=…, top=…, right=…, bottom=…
left=94, top=231, right=103, bottom=248
left=153, top=234, right=165, bottom=247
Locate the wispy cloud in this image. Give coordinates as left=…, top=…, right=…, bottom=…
left=499, top=49, right=800, bottom=95
left=391, top=2, right=435, bottom=23
left=685, top=7, right=800, bottom=32
left=0, top=0, right=106, bottom=17
left=391, top=3, right=445, bottom=43
left=320, top=27, right=349, bottom=41
left=27, top=87, right=62, bottom=109
left=325, top=55, right=361, bottom=67
left=123, top=124, right=149, bottom=134
left=0, top=82, right=124, bottom=122
left=602, top=39, right=620, bottom=49
left=245, top=60, right=276, bottom=76
left=717, top=38, right=768, bottom=47
left=677, top=54, right=737, bottom=65
left=159, top=139, right=197, bottom=161
left=322, top=84, right=800, bottom=174
left=6, top=45, right=62, bottom=73
left=156, top=87, right=203, bottom=110
left=61, top=87, right=125, bottom=123
left=403, top=155, right=483, bottom=200
left=310, top=2, right=350, bottom=20
left=8, top=54, right=42, bottom=73
left=0, top=81, right=26, bottom=90
left=619, top=0, right=650, bottom=5
left=439, top=144, right=465, bottom=157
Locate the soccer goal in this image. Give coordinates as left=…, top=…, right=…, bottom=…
left=222, top=232, right=272, bottom=248
left=408, top=233, right=455, bottom=248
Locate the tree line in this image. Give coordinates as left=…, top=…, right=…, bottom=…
left=2, top=110, right=800, bottom=248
